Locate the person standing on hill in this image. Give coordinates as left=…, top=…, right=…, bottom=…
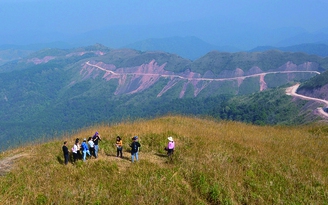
left=81, top=138, right=91, bottom=161
left=116, top=136, right=123, bottom=158
left=92, top=132, right=101, bottom=158
left=88, top=137, right=95, bottom=158
left=62, top=141, right=69, bottom=165
left=166, top=136, right=175, bottom=159
left=130, top=136, right=141, bottom=163
left=75, top=138, right=82, bottom=160
left=72, top=139, right=79, bottom=163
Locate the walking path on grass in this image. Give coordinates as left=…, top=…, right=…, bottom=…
left=0, top=153, right=28, bottom=176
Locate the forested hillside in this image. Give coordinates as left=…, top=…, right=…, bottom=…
left=0, top=45, right=327, bottom=151
left=211, top=86, right=311, bottom=125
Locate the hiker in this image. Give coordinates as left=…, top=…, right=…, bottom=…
left=130, top=136, right=141, bottom=162
left=88, top=137, right=95, bottom=158
left=81, top=138, right=91, bottom=161
left=72, top=139, right=79, bottom=163
left=92, top=131, right=101, bottom=158
left=166, top=136, right=175, bottom=158
left=62, top=141, right=69, bottom=165
left=116, top=136, right=123, bottom=158
left=75, top=138, right=82, bottom=159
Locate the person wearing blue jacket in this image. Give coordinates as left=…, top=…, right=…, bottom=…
left=81, top=138, right=91, bottom=161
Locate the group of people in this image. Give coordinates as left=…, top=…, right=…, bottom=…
left=62, top=131, right=175, bottom=165
left=62, top=131, right=102, bottom=165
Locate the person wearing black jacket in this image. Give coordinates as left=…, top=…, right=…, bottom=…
left=62, top=141, right=69, bottom=165
left=92, top=132, right=102, bottom=158
left=130, top=136, right=141, bottom=163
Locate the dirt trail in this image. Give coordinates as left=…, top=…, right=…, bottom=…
left=286, top=83, right=328, bottom=118
left=0, top=153, right=28, bottom=176
left=99, top=150, right=168, bottom=170
left=0, top=151, right=168, bottom=176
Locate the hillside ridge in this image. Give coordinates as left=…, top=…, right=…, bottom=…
left=0, top=116, right=327, bottom=204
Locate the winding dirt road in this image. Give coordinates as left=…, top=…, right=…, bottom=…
left=286, top=83, right=328, bottom=118
left=85, top=61, right=320, bottom=82
left=86, top=61, right=328, bottom=118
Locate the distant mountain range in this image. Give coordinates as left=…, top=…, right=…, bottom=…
left=2, top=37, right=328, bottom=67
left=123, top=36, right=239, bottom=60
left=2, top=18, right=328, bottom=62
left=3, top=17, right=328, bottom=49
left=250, top=43, right=328, bottom=57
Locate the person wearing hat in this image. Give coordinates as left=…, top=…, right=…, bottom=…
left=166, top=136, right=175, bottom=157
left=92, top=131, right=102, bottom=158
left=81, top=138, right=91, bottom=161
left=130, top=136, right=141, bottom=162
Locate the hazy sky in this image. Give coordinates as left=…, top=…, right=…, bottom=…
left=0, top=0, right=328, bottom=46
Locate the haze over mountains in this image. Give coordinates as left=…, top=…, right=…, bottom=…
left=1, top=0, right=328, bottom=60
left=2, top=21, right=328, bottom=57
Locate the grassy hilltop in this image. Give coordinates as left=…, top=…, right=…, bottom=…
left=0, top=116, right=327, bottom=204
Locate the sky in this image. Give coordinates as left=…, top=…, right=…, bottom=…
left=0, top=0, right=328, bottom=47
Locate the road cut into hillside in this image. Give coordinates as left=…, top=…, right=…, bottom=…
left=85, top=61, right=320, bottom=97
left=286, top=83, right=328, bottom=118
left=86, top=60, right=328, bottom=119
left=86, top=61, right=320, bottom=82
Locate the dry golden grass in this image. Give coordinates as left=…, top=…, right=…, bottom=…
left=0, top=115, right=327, bottom=204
